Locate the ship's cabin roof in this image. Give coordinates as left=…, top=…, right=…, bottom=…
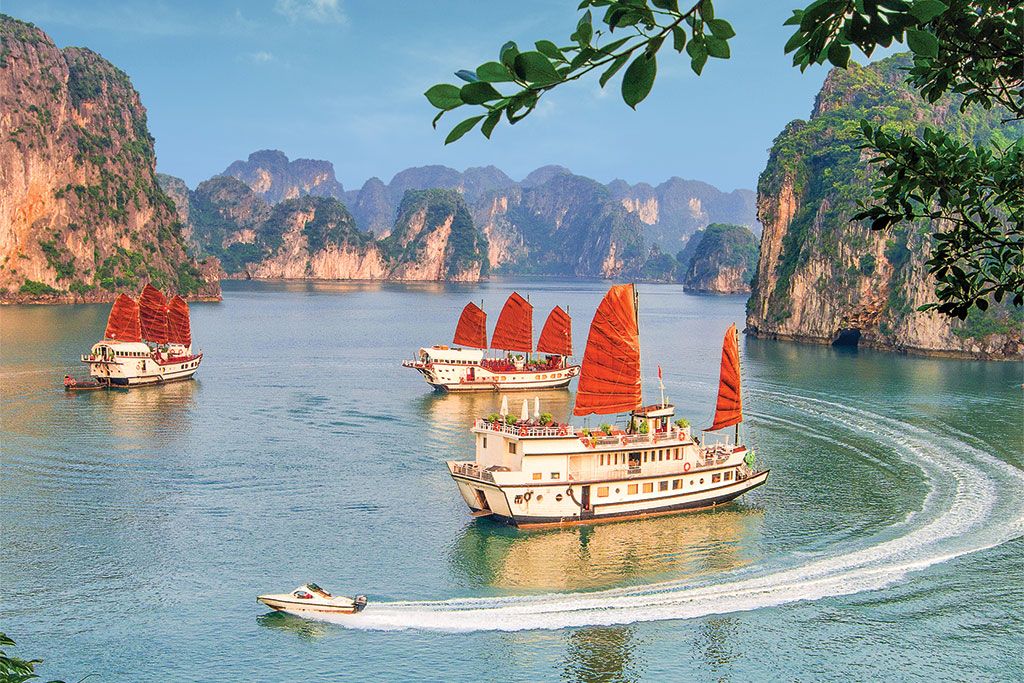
left=92, top=341, right=151, bottom=354
left=632, top=403, right=676, bottom=418
left=419, top=346, right=484, bottom=363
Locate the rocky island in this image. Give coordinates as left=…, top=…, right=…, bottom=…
left=0, top=15, right=220, bottom=304
left=747, top=55, right=1022, bottom=360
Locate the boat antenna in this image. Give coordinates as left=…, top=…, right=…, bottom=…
left=658, top=364, right=665, bottom=409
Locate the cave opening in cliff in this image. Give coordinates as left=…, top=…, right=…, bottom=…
left=832, top=328, right=862, bottom=348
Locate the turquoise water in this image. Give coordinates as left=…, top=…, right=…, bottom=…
left=1, top=280, right=1021, bottom=682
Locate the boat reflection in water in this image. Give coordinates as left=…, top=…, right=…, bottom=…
left=255, top=611, right=330, bottom=641
left=450, top=505, right=764, bottom=592
left=62, top=376, right=198, bottom=448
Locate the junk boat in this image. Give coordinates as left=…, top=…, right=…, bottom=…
left=402, top=293, right=580, bottom=392
left=446, top=284, right=769, bottom=528
left=257, top=584, right=368, bottom=615
left=74, top=284, right=202, bottom=388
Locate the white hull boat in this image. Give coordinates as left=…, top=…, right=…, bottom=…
left=257, top=584, right=367, bottom=615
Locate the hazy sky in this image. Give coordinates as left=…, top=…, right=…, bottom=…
left=6, top=1, right=883, bottom=192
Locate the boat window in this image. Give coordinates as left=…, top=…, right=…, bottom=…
left=550, top=472, right=560, bottom=480
left=642, top=453, right=647, bottom=463
left=643, top=482, right=653, bottom=493
left=482, top=437, right=487, bottom=449
left=599, top=454, right=604, bottom=466
left=532, top=472, right=542, bottom=480
left=536, top=495, right=543, bottom=502
left=672, top=479, right=682, bottom=490
left=700, top=478, right=705, bottom=484
left=597, top=487, right=609, bottom=497
left=509, top=442, right=516, bottom=454
left=712, top=473, right=721, bottom=483
left=724, top=471, right=732, bottom=481
left=628, top=484, right=638, bottom=495
left=659, top=481, right=668, bottom=491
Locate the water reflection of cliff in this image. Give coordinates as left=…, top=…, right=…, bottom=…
left=450, top=507, right=764, bottom=592
left=561, top=626, right=642, bottom=683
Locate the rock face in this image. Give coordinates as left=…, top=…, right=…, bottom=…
left=747, top=55, right=1023, bottom=360
left=0, top=16, right=219, bottom=303
left=608, top=178, right=759, bottom=252
left=678, top=224, right=759, bottom=294
left=474, top=173, right=645, bottom=277
left=177, top=181, right=487, bottom=281
left=223, top=150, right=344, bottom=204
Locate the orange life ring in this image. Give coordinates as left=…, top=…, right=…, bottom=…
left=620, top=436, right=628, bottom=445
left=683, top=462, right=691, bottom=472
left=519, top=427, right=527, bottom=436
left=558, top=426, right=568, bottom=436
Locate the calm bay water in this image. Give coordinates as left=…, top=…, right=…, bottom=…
left=1, top=279, right=1022, bottom=682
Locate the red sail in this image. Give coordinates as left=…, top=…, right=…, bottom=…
left=138, top=284, right=170, bottom=344
left=453, top=302, right=487, bottom=349
left=536, top=306, right=572, bottom=356
left=573, top=284, right=642, bottom=416
left=490, top=292, right=533, bottom=352
left=709, top=323, right=743, bottom=431
left=166, top=295, right=192, bottom=347
left=103, top=293, right=141, bottom=342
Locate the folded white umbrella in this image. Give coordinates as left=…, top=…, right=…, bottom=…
left=499, top=395, right=509, bottom=417
left=520, top=399, right=529, bottom=423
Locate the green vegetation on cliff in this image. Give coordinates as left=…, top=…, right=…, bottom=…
left=384, top=189, right=489, bottom=277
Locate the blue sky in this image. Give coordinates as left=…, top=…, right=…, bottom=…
left=6, top=1, right=881, bottom=192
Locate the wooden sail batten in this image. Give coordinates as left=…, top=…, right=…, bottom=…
left=573, top=284, right=642, bottom=416
left=167, top=295, right=192, bottom=347
left=138, top=284, right=170, bottom=344
left=453, top=302, right=487, bottom=349
left=708, top=323, right=743, bottom=431
left=536, top=305, right=572, bottom=357
left=103, top=293, right=142, bottom=343
left=490, top=292, right=533, bottom=353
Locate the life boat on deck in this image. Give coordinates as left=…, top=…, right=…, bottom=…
left=256, top=583, right=367, bottom=615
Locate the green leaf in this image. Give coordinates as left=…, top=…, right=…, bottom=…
left=424, top=84, right=463, bottom=111
left=514, top=51, right=561, bottom=85
left=651, top=0, right=678, bottom=10
left=535, top=40, right=565, bottom=62
left=906, top=28, right=939, bottom=57
left=783, top=30, right=806, bottom=54
left=621, top=52, right=656, bottom=109
left=476, top=61, right=514, bottom=83
left=455, top=69, right=479, bottom=83
left=481, top=110, right=501, bottom=139
left=575, top=10, right=593, bottom=46
left=698, top=0, right=714, bottom=21
left=826, top=41, right=851, bottom=67
left=707, top=19, right=735, bottom=39
left=691, top=52, right=708, bottom=75
left=460, top=81, right=502, bottom=105
left=500, top=41, right=520, bottom=68
left=445, top=115, right=485, bottom=144
left=672, top=25, right=687, bottom=52
left=599, top=52, right=631, bottom=88
left=705, top=36, right=730, bottom=59
left=909, top=0, right=949, bottom=22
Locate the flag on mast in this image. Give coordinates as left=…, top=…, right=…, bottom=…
left=658, top=365, right=665, bottom=407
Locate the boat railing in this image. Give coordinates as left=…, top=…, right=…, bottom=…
left=451, top=462, right=495, bottom=483
left=474, top=419, right=569, bottom=438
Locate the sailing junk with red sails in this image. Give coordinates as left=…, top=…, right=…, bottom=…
left=445, top=283, right=769, bottom=527
left=402, top=292, right=581, bottom=392
left=73, top=285, right=203, bottom=388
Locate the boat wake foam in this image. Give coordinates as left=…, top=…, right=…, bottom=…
left=313, top=392, right=1024, bottom=632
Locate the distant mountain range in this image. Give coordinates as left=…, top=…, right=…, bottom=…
left=158, top=152, right=760, bottom=288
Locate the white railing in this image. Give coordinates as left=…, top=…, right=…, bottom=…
left=451, top=463, right=495, bottom=482
left=474, top=419, right=570, bottom=438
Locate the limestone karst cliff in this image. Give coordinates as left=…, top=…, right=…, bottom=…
left=747, top=55, right=1022, bottom=359
left=223, top=150, right=345, bottom=204
left=170, top=178, right=487, bottom=282
left=0, top=15, right=220, bottom=303
left=678, top=224, right=759, bottom=294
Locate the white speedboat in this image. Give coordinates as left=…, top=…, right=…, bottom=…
left=257, top=583, right=367, bottom=615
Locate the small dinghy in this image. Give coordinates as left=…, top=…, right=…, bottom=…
left=63, top=375, right=108, bottom=391
left=257, top=583, right=367, bottom=615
